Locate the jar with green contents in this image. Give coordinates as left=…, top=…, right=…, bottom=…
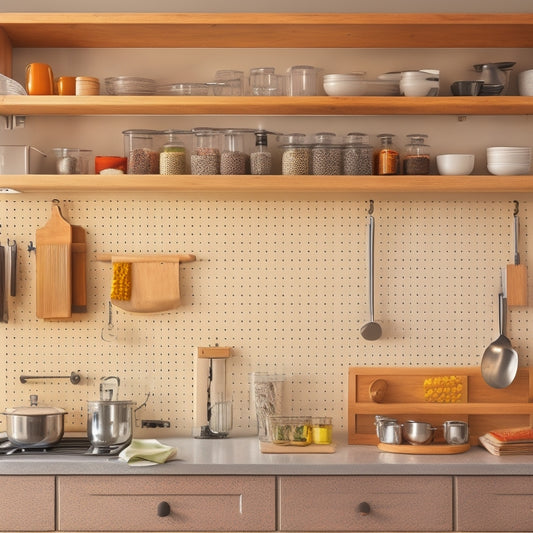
left=159, top=130, right=189, bottom=175
left=312, top=416, right=333, bottom=444
left=403, top=133, right=431, bottom=175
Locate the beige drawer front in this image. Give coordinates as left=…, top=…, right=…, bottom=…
left=456, top=476, right=533, bottom=532
left=0, top=476, right=55, bottom=531
left=57, top=475, right=275, bottom=531
left=278, top=475, right=452, bottom=532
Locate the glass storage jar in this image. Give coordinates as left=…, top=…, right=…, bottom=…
left=159, top=130, right=190, bottom=175
left=342, top=132, right=373, bottom=175
left=403, top=133, right=431, bottom=175
left=374, top=133, right=400, bottom=175
left=250, top=130, right=272, bottom=175
left=191, top=129, right=221, bottom=175
left=279, top=133, right=310, bottom=175
left=311, top=132, right=343, bottom=175
left=122, top=129, right=161, bottom=174
left=220, top=129, right=252, bottom=175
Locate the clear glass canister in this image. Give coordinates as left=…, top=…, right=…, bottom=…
left=220, top=129, right=251, bottom=175
left=122, top=129, right=161, bottom=174
left=374, top=133, right=400, bottom=175
left=159, top=130, right=189, bottom=175
left=403, top=133, right=431, bottom=175
left=312, top=416, right=333, bottom=444
left=250, top=130, right=272, bottom=175
left=343, top=132, right=373, bottom=175
left=191, top=129, right=221, bottom=175
left=311, top=132, right=343, bottom=175
left=279, top=133, right=310, bottom=175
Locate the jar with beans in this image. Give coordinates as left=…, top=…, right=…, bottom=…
left=311, top=132, right=343, bottom=175
left=159, top=130, right=191, bottom=175
left=374, top=133, right=400, bottom=175
left=250, top=130, right=272, bottom=175
left=279, top=134, right=310, bottom=175
left=191, top=129, right=221, bottom=175
left=342, top=132, right=373, bottom=175
left=220, top=129, right=252, bottom=175
left=123, top=129, right=161, bottom=174
left=403, top=133, right=431, bottom=175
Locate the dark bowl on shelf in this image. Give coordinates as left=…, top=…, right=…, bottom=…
left=450, top=80, right=484, bottom=96
left=479, top=83, right=504, bottom=96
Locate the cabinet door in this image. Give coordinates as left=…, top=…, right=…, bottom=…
left=57, top=475, right=275, bottom=531
left=0, top=476, right=55, bottom=531
left=456, top=476, right=533, bottom=532
left=278, top=475, right=452, bottom=532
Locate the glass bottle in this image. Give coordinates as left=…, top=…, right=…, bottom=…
left=342, top=132, right=373, bottom=175
left=311, top=132, right=343, bottom=175
left=278, top=133, right=310, bottom=175
left=403, top=133, right=431, bottom=175
left=191, top=129, right=220, bottom=175
left=220, top=129, right=249, bottom=175
left=250, top=130, right=272, bottom=175
left=374, top=133, right=400, bottom=175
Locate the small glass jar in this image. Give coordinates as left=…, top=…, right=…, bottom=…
left=220, top=129, right=250, bottom=175
left=403, top=133, right=431, bottom=175
left=311, top=132, right=343, bottom=175
left=159, top=130, right=190, bottom=175
left=312, top=416, right=333, bottom=445
left=53, top=148, right=92, bottom=174
left=191, top=129, right=220, bottom=175
left=123, top=129, right=161, bottom=174
left=250, top=130, right=272, bottom=175
left=374, top=133, right=400, bottom=175
left=279, top=134, right=310, bottom=175
left=342, top=132, right=373, bottom=175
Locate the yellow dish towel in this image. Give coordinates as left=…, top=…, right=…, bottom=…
left=119, top=439, right=177, bottom=466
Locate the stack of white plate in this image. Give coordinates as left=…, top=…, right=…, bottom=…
left=104, top=76, right=156, bottom=95
left=0, top=74, right=27, bottom=95
left=323, top=73, right=399, bottom=96
left=487, top=146, right=531, bottom=175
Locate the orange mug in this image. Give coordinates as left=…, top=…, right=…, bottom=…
left=56, top=76, right=76, bottom=95
left=25, top=63, right=54, bottom=95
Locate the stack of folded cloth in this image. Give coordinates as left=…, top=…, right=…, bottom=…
left=119, top=439, right=177, bottom=466
left=479, top=427, right=533, bottom=456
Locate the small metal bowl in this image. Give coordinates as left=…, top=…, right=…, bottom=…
left=402, top=420, right=436, bottom=445
left=450, top=80, right=484, bottom=96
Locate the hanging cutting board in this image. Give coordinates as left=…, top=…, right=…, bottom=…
left=71, top=225, right=87, bottom=313
left=36, top=204, right=72, bottom=319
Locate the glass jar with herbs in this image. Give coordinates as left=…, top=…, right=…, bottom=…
left=342, top=132, right=373, bottom=175
left=403, top=133, right=431, bottom=175
left=374, top=133, right=400, bottom=175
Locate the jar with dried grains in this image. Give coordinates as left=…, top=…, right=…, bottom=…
left=311, top=132, right=343, bottom=175
left=220, top=129, right=252, bottom=175
left=159, top=130, right=190, bottom=175
left=122, top=129, right=161, bottom=174
left=343, top=132, right=373, bottom=175
left=250, top=130, right=272, bottom=175
left=374, top=133, right=400, bottom=175
left=191, top=129, right=220, bottom=175
left=403, top=133, right=431, bottom=175
left=279, top=134, right=310, bottom=175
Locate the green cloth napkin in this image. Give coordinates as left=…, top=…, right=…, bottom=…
left=119, top=439, right=177, bottom=466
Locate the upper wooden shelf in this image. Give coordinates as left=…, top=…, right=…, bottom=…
left=2, top=95, right=533, bottom=116
left=1, top=13, right=533, bottom=49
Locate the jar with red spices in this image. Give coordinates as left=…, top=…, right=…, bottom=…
left=374, top=133, right=399, bottom=175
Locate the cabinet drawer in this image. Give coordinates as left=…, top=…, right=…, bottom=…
left=57, top=475, right=275, bottom=531
left=278, top=475, right=452, bottom=532
left=456, top=476, right=533, bottom=532
left=0, top=476, right=55, bottom=531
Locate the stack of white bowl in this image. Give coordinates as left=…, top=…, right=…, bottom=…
left=518, top=69, right=533, bottom=96
left=486, top=146, right=531, bottom=175
left=399, top=70, right=439, bottom=97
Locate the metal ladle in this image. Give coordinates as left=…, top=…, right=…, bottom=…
left=361, top=200, right=382, bottom=341
left=481, top=292, right=518, bottom=389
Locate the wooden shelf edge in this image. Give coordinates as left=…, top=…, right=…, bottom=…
left=1, top=174, right=532, bottom=194
left=351, top=403, right=533, bottom=415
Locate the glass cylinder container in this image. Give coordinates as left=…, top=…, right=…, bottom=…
left=403, top=133, right=431, bottom=175
left=288, top=65, right=318, bottom=96
left=249, top=372, right=285, bottom=441
left=159, top=130, right=190, bottom=175
left=279, top=133, right=310, bottom=175
left=374, top=133, right=400, bottom=175
left=191, top=129, right=221, bottom=175
left=311, top=132, right=343, bottom=175
left=122, top=129, right=161, bottom=174
left=220, top=129, right=250, bottom=175
left=312, top=416, right=333, bottom=444
left=342, top=132, right=373, bottom=175
left=250, top=130, right=272, bottom=175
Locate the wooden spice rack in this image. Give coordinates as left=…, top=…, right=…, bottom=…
left=348, top=366, right=533, bottom=445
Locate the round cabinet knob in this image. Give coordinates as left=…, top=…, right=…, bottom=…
left=357, top=501, right=371, bottom=516
left=157, top=501, right=171, bottom=517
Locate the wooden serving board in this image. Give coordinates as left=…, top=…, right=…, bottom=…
left=377, top=443, right=470, bottom=455
left=348, top=366, right=533, bottom=445
left=260, top=442, right=336, bottom=454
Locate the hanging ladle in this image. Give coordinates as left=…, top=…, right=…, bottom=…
left=481, top=278, right=518, bottom=389
left=101, top=301, right=116, bottom=342
left=361, top=200, right=382, bottom=341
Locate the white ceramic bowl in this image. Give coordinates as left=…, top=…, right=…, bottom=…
left=436, top=154, right=475, bottom=175
left=487, top=162, right=531, bottom=175
left=400, top=79, right=439, bottom=97
left=518, top=70, right=533, bottom=96
left=323, top=78, right=367, bottom=96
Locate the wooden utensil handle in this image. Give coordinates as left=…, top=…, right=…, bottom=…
left=96, top=253, right=196, bottom=263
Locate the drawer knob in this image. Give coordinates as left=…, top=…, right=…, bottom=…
left=357, top=501, right=371, bottom=516
left=157, top=501, right=171, bottom=517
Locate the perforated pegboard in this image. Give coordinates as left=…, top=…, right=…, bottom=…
left=0, top=196, right=530, bottom=437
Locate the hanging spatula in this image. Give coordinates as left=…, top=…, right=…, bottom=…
left=507, top=200, right=528, bottom=307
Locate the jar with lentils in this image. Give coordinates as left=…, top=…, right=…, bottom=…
left=122, top=129, right=161, bottom=174
left=403, top=133, right=431, bottom=175
left=342, top=132, right=373, bottom=175
left=191, top=129, right=221, bottom=175
left=279, top=134, right=310, bottom=175
left=220, top=129, right=252, bottom=175
left=159, top=130, right=190, bottom=175
left=311, top=132, right=343, bottom=175
left=250, top=130, right=272, bottom=175
left=374, top=133, right=400, bottom=175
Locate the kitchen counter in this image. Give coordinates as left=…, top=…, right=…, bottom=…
left=1, top=436, right=533, bottom=476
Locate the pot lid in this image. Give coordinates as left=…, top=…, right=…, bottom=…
left=4, top=405, right=66, bottom=415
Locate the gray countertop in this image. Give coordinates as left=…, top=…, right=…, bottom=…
left=1, top=436, right=533, bottom=476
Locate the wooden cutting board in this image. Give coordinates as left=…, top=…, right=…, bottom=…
left=71, top=225, right=87, bottom=313
left=36, top=204, right=72, bottom=319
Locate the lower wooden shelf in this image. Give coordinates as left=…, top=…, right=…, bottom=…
left=1, top=174, right=532, bottom=194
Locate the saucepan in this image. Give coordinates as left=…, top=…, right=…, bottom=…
left=87, top=400, right=135, bottom=450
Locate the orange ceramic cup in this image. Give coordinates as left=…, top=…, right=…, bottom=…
left=25, top=63, right=54, bottom=95
left=56, top=76, right=76, bottom=95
